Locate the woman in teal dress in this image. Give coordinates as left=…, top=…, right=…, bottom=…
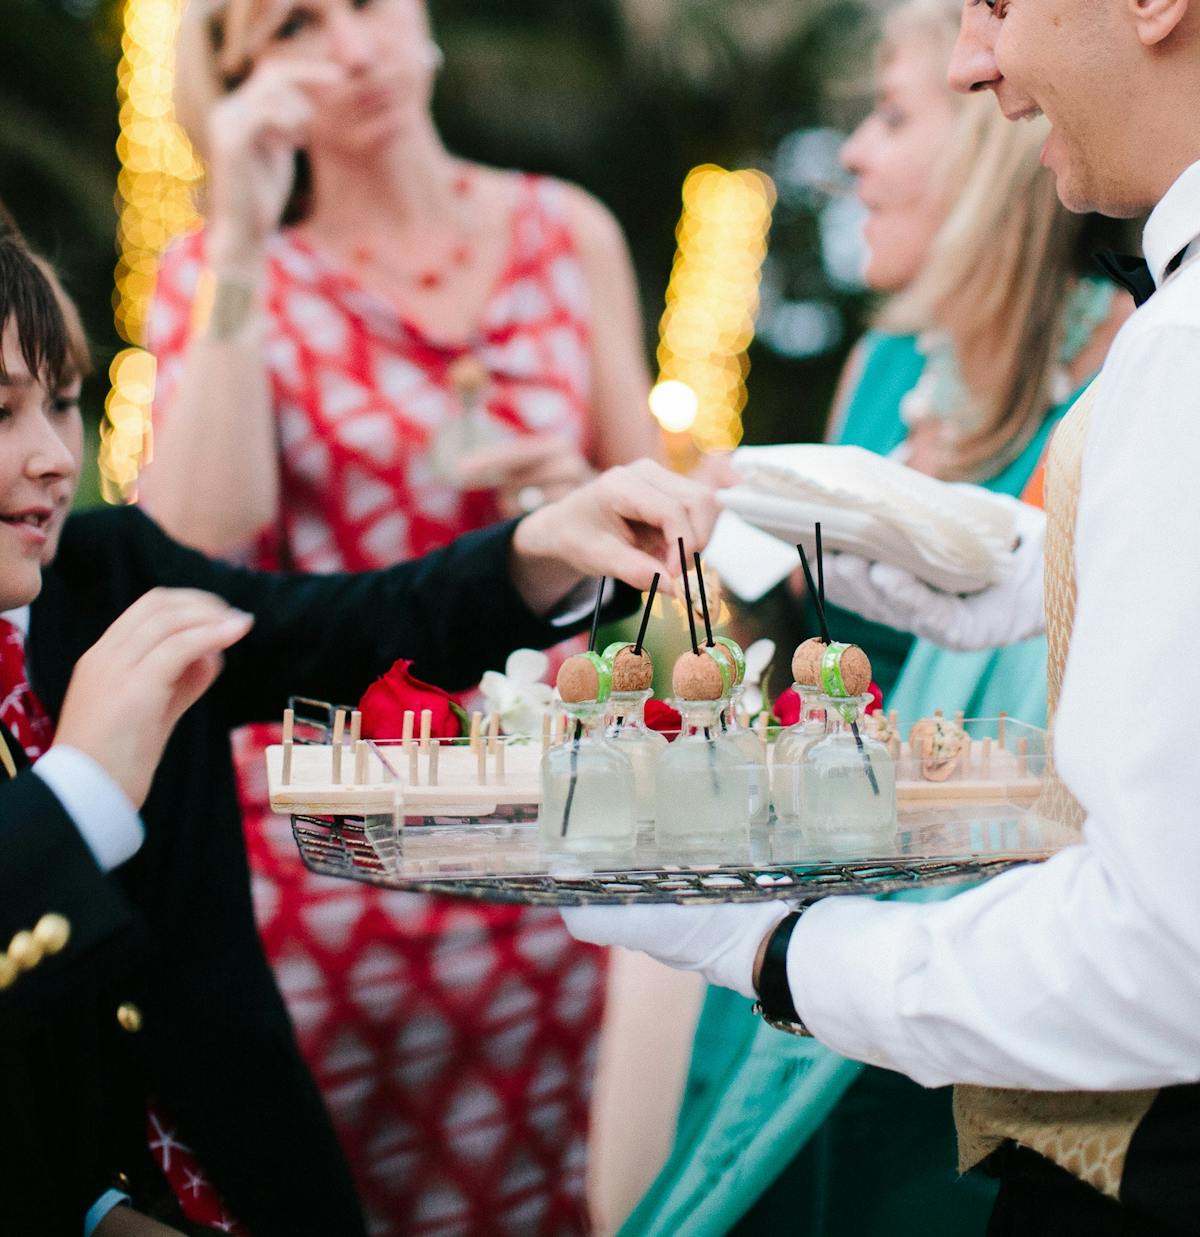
left=621, top=1, right=1132, bottom=1233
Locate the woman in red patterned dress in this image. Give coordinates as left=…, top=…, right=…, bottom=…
left=139, top=1, right=662, bottom=1232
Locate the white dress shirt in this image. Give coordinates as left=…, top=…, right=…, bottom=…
left=788, top=160, right=1200, bottom=1091
left=2, top=606, right=143, bottom=872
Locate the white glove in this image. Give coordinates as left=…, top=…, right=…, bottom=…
left=822, top=496, right=1046, bottom=653
left=561, top=901, right=791, bottom=999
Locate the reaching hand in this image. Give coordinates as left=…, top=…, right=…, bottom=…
left=822, top=496, right=1047, bottom=652
left=510, top=459, right=720, bottom=606
left=53, top=589, right=254, bottom=809
left=562, top=900, right=791, bottom=999
left=456, top=435, right=597, bottom=519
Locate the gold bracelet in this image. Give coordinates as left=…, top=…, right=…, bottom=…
left=191, top=267, right=261, bottom=341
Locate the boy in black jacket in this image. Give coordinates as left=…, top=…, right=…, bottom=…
left=0, top=233, right=715, bottom=1236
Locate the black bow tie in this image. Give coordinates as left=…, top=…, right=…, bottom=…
left=1092, top=249, right=1156, bottom=308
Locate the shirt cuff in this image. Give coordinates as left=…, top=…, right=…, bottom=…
left=33, top=746, right=144, bottom=872
left=548, top=577, right=615, bottom=628
left=84, top=1189, right=131, bottom=1237
left=786, top=895, right=925, bottom=1072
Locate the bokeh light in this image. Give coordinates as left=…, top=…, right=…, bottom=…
left=102, top=0, right=201, bottom=502
left=652, top=165, right=775, bottom=456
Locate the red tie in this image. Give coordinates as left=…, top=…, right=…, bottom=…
left=0, top=618, right=53, bottom=761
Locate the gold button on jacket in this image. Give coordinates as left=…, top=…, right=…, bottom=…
left=7, top=931, right=43, bottom=972
left=32, top=913, right=70, bottom=955
left=116, top=1002, right=142, bottom=1034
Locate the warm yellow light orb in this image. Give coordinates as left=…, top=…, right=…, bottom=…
left=649, top=380, right=700, bottom=433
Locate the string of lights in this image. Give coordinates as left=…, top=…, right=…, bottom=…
left=102, top=0, right=201, bottom=503
left=651, top=165, right=775, bottom=459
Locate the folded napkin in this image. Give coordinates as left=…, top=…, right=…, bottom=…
left=718, top=444, right=1020, bottom=595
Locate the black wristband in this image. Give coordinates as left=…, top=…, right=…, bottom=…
left=756, top=910, right=804, bottom=1026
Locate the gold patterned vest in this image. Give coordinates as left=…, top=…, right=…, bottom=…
left=953, top=382, right=1158, bottom=1197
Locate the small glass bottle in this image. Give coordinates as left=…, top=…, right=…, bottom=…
left=718, top=687, right=769, bottom=833
left=655, top=700, right=751, bottom=862
left=539, top=702, right=638, bottom=863
left=771, top=688, right=829, bottom=829
left=801, top=693, right=897, bottom=850
left=606, top=690, right=669, bottom=825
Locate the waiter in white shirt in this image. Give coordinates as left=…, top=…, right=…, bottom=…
left=564, top=1, right=1200, bottom=1232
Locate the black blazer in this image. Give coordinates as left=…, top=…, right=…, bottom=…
left=0, top=506, right=631, bottom=1237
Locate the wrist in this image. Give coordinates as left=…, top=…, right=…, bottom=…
left=753, top=907, right=813, bottom=1036
left=509, top=511, right=585, bottom=615
left=752, top=924, right=774, bottom=993
left=191, top=266, right=264, bottom=343
left=206, top=223, right=270, bottom=276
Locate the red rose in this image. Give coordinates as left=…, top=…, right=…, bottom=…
left=644, top=698, right=682, bottom=741
left=359, top=659, right=466, bottom=739
left=773, top=686, right=802, bottom=727
left=866, top=681, right=883, bottom=715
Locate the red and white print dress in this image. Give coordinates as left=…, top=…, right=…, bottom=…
left=149, top=175, right=606, bottom=1236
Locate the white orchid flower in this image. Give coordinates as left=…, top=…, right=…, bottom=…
left=742, top=638, right=776, bottom=720
left=479, top=648, right=557, bottom=736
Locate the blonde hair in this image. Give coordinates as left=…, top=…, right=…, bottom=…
left=873, top=0, right=1086, bottom=481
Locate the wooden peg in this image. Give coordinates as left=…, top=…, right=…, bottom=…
left=961, top=737, right=972, bottom=779
left=428, top=738, right=440, bottom=787
left=469, top=712, right=482, bottom=752
left=954, top=710, right=965, bottom=729
left=494, top=735, right=506, bottom=783
left=542, top=713, right=551, bottom=754
left=401, top=711, right=418, bottom=782
left=476, top=731, right=488, bottom=785
left=1017, top=736, right=1029, bottom=777
left=755, top=712, right=769, bottom=744
left=332, top=709, right=346, bottom=784
left=550, top=713, right=563, bottom=747
left=998, top=711, right=1008, bottom=746
left=350, top=709, right=362, bottom=747
left=487, top=713, right=500, bottom=753
left=888, top=709, right=898, bottom=731
left=419, top=710, right=432, bottom=752
left=934, top=708, right=943, bottom=719
left=981, top=736, right=992, bottom=779
left=355, top=739, right=368, bottom=785
left=281, top=707, right=294, bottom=785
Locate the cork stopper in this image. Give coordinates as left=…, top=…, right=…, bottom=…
left=556, top=652, right=612, bottom=704
left=606, top=643, right=654, bottom=693
left=672, top=649, right=728, bottom=701
left=791, top=637, right=828, bottom=687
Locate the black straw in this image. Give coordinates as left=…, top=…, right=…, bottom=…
left=815, top=522, right=825, bottom=610
left=678, top=538, right=699, bottom=655
left=693, top=552, right=715, bottom=646
left=796, top=544, right=832, bottom=644
left=633, top=573, right=660, bottom=657
left=587, top=577, right=606, bottom=652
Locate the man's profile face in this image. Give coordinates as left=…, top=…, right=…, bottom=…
left=950, top=0, right=1151, bottom=218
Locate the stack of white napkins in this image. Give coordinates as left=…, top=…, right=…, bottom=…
left=712, top=443, right=1020, bottom=598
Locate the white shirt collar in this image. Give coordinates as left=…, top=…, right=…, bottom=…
left=1142, top=159, right=1200, bottom=288
left=0, top=607, right=30, bottom=638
